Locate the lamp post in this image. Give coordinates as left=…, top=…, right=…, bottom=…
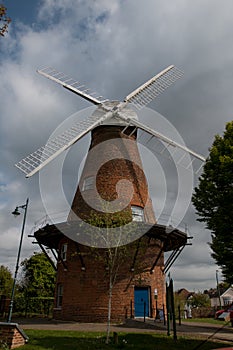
left=216, top=269, right=222, bottom=308
left=7, top=198, right=29, bottom=323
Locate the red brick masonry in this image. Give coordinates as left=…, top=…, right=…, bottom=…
left=34, top=123, right=187, bottom=322
left=0, top=322, right=28, bottom=349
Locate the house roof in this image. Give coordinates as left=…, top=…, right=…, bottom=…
left=177, top=288, right=193, bottom=299
left=221, top=286, right=233, bottom=298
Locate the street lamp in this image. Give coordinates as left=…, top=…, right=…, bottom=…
left=7, top=198, right=29, bottom=323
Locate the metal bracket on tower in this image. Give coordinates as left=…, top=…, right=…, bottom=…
left=163, top=237, right=192, bottom=273
left=150, top=242, right=164, bottom=274
left=130, top=238, right=142, bottom=272
left=28, top=234, right=57, bottom=271
left=75, top=243, right=86, bottom=271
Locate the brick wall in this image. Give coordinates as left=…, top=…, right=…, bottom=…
left=0, top=323, right=28, bottom=349
left=52, top=124, right=166, bottom=322
left=53, top=236, right=165, bottom=322
left=68, top=125, right=156, bottom=224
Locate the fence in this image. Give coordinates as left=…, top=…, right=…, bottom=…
left=0, top=294, right=54, bottom=319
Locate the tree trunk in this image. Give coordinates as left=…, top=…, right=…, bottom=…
left=106, top=278, right=113, bottom=344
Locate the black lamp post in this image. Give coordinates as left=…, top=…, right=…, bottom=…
left=7, top=198, right=29, bottom=323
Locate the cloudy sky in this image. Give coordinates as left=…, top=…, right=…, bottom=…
left=1, top=0, right=233, bottom=292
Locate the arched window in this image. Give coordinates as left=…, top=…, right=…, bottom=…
left=131, top=206, right=144, bottom=222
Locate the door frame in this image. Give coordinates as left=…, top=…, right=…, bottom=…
left=134, top=286, right=151, bottom=318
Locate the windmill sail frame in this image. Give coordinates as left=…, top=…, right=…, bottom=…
left=125, top=65, right=183, bottom=109
left=15, top=111, right=113, bottom=177
left=15, top=65, right=205, bottom=177
left=37, top=67, right=108, bottom=105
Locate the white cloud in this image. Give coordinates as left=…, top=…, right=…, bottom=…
left=0, top=0, right=232, bottom=289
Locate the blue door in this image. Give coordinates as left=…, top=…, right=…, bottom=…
left=134, top=287, right=150, bottom=317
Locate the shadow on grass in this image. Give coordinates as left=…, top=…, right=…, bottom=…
left=18, top=330, right=230, bottom=350
left=119, top=318, right=233, bottom=335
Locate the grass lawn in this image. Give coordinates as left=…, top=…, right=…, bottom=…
left=183, top=318, right=231, bottom=325
left=15, top=329, right=230, bottom=350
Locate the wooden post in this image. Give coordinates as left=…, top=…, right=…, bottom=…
left=170, top=279, right=177, bottom=341
left=144, top=301, right=146, bottom=322
left=167, top=312, right=170, bottom=336
left=113, top=332, right=118, bottom=344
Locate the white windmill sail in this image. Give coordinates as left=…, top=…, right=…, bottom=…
left=124, top=65, right=183, bottom=110
left=119, top=114, right=205, bottom=162
left=15, top=65, right=205, bottom=177
left=15, top=111, right=113, bottom=177
left=118, top=113, right=205, bottom=172
left=37, top=67, right=108, bottom=105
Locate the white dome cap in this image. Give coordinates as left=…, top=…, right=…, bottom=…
left=91, top=101, right=138, bottom=126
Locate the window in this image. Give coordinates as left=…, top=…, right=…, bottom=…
left=61, top=243, right=68, bottom=261
left=56, top=284, right=63, bottom=308
left=131, top=206, right=144, bottom=222
left=82, top=176, right=94, bottom=191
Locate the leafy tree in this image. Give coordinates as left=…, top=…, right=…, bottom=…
left=218, top=281, right=230, bottom=292
left=86, top=209, right=143, bottom=344
left=192, top=121, right=233, bottom=283
left=20, top=252, right=56, bottom=298
left=188, top=292, right=210, bottom=308
left=0, top=4, right=11, bottom=37
left=0, top=265, right=13, bottom=296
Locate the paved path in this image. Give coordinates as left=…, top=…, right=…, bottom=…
left=11, top=317, right=233, bottom=344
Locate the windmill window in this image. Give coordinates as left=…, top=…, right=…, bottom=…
left=131, top=206, right=144, bottom=222
left=56, top=284, right=63, bottom=308
left=82, top=176, right=94, bottom=191
left=61, top=243, right=68, bottom=261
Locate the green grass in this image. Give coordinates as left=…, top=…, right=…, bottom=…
left=183, top=317, right=230, bottom=325
left=16, top=330, right=230, bottom=350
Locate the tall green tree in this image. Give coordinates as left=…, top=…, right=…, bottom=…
left=192, top=121, right=233, bottom=283
left=20, top=252, right=56, bottom=298
left=0, top=265, right=13, bottom=296
left=188, top=292, right=210, bottom=309
left=0, top=4, right=11, bottom=37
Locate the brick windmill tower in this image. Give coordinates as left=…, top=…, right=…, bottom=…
left=16, top=66, right=205, bottom=322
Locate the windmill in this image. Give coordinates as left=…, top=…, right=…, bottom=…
left=15, top=65, right=205, bottom=178
left=16, top=65, right=205, bottom=322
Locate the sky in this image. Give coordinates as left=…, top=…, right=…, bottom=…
left=1, top=0, right=233, bottom=292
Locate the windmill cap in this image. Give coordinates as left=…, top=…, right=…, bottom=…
left=92, top=100, right=138, bottom=126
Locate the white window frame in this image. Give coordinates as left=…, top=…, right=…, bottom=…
left=61, top=243, right=68, bottom=261
left=82, top=176, right=94, bottom=191
left=56, top=284, right=63, bottom=308
left=131, top=206, right=144, bottom=222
